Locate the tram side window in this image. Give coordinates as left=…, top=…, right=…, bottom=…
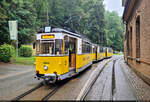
left=64, top=36, right=69, bottom=54
left=109, top=48, right=112, bottom=53
left=55, top=39, right=63, bottom=55
left=36, top=40, right=40, bottom=52
left=103, top=48, right=107, bottom=53
left=93, top=47, right=96, bottom=53
left=82, top=41, right=92, bottom=53
left=100, top=47, right=103, bottom=53
left=88, top=44, right=92, bottom=53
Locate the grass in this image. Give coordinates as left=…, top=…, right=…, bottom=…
left=11, top=51, right=35, bottom=65
left=11, top=45, right=35, bottom=65
left=12, top=56, right=35, bottom=65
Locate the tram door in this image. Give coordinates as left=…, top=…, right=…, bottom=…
left=105, top=48, right=108, bottom=58
left=69, top=38, right=77, bottom=70
left=95, top=47, right=97, bottom=60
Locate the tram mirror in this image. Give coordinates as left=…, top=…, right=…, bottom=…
left=33, top=42, right=36, bottom=49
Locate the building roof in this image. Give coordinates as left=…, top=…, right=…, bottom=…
left=122, top=0, right=136, bottom=22
left=122, top=0, right=126, bottom=6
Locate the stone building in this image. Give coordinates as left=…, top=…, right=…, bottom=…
left=122, top=0, right=150, bottom=85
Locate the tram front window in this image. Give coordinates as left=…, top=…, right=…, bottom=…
left=37, top=39, right=63, bottom=55
left=41, top=42, right=54, bottom=54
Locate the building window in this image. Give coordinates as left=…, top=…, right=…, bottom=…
left=127, top=31, right=129, bottom=56
left=129, top=27, right=132, bottom=57
left=136, top=16, right=140, bottom=58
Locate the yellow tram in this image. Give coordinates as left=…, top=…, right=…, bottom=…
left=92, top=44, right=104, bottom=62
left=35, top=27, right=113, bottom=83
left=103, top=47, right=113, bottom=58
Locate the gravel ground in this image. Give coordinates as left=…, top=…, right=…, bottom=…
left=120, top=58, right=150, bottom=101
left=85, top=56, right=136, bottom=100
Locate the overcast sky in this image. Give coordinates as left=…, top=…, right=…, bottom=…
left=104, top=0, right=124, bottom=16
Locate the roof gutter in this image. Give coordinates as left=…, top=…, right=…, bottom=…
left=122, top=0, right=130, bottom=21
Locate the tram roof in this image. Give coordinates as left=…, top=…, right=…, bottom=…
left=37, top=27, right=92, bottom=43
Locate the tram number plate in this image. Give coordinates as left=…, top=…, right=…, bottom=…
left=41, top=35, right=54, bottom=39
left=43, top=62, right=49, bottom=64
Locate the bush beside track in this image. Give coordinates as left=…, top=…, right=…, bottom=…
left=0, top=44, right=35, bottom=65
left=0, top=44, right=15, bottom=62
left=19, top=45, right=33, bottom=57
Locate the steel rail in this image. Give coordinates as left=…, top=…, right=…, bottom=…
left=13, top=81, right=64, bottom=101
left=12, top=82, right=43, bottom=101
left=42, top=85, right=59, bottom=101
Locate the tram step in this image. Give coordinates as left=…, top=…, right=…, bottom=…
left=69, top=72, right=77, bottom=76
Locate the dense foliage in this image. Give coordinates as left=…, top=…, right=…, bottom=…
left=0, top=0, right=123, bottom=51
left=0, top=0, right=106, bottom=46
left=105, top=11, right=124, bottom=51
left=19, top=45, right=32, bottom=57
left=0, top=44, right=14, bottom=62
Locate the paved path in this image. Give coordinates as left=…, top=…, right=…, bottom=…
left=0, top=63, right=41, bottom=100
left=0, top=63, right=34, bottom=79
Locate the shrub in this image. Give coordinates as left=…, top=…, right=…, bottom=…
left=19, top=45, right=32, bottom=57
left=0, top=44, right=15, bottom=62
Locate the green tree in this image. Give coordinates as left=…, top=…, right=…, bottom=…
left=0, top=0, right=11, bottom=45
left=86, top=0, right=106, bottom=45
left=0, top=0, right=38, bottom=45
left=105, top=11, right=124, bottom=51
left=0, top=0, right=106, bottom=47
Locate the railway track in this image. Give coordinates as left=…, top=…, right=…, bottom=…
left=42, top=85, right=59, bottom=101
left=13, top=82, right=60, bottom=101
left=13, top=82, right=44, bottom=100
left=79, top=58, right=118, bottom=100
left=79, top=59, right=112, bottom=100
left=12, top=59, right=112, bottom=101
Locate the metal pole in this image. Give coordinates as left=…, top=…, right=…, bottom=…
left=46, top=0, right=49, bottom=26
left=16, top=20, right=18, bottom=58
left=16, top=38, right=18, bottom=57
left=46, top=7, right=49, bottom=26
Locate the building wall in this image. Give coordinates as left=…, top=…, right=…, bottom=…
left=124, top=0, right=150, bottom=85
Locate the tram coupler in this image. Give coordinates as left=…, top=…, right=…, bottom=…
left=34, top=76, right=40, bottom=80
left=43, top=74, right=57, bottom=84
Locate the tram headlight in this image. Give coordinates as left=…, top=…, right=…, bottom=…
left=44, top=65, right=48, bottom=70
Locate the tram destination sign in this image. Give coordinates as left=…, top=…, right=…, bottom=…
left=8, top=21, right=18, bottom=40
left=41, top=35, right=55, bottom=39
